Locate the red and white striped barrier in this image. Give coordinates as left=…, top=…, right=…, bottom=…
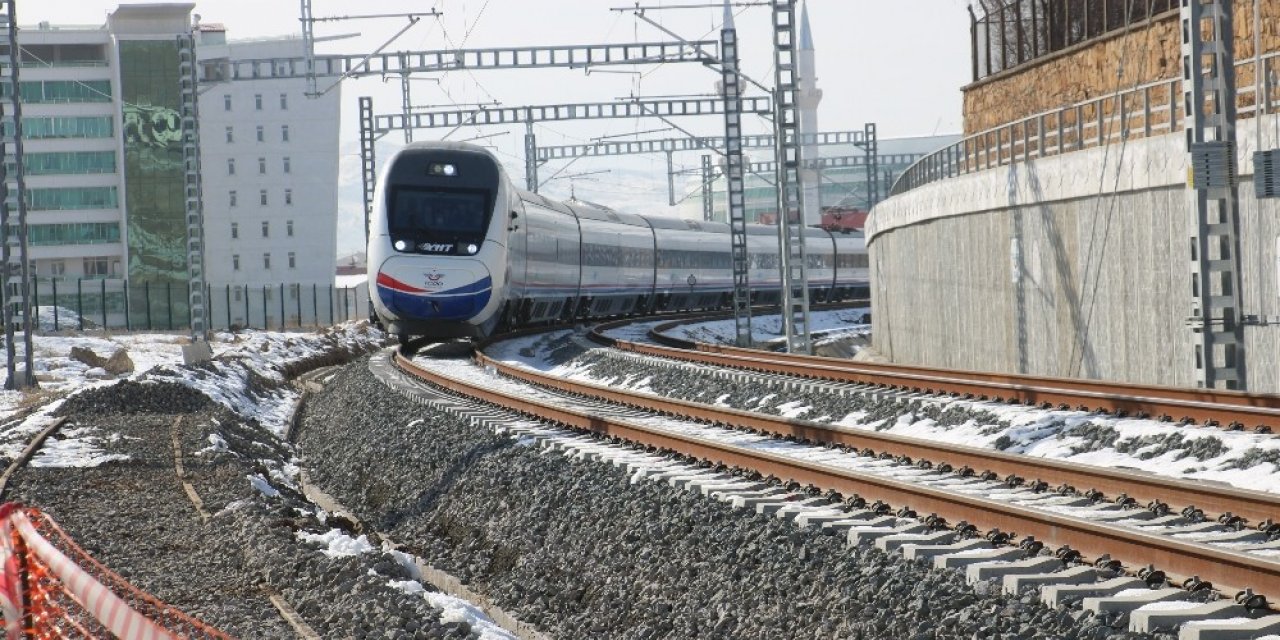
left=0, top=504, right=234, bottom=639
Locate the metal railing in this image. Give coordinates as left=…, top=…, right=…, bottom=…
left=23, top=278, right=368, bottom=333
left=971, top=0, right=1177, bottom=81
left=890, top=51, right=1280, bottom=197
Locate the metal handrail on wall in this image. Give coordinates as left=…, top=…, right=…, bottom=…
left=889, top=51, right=1280, bottom=197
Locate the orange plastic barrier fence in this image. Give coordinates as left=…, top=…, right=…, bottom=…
left=0, top=504, right=235, bottom=639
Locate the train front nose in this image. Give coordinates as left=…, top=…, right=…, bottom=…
left=376, top=257, right=493, bottom=321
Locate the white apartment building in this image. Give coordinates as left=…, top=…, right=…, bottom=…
left=195, top=27, right=341, bottom=328
left=4, top=4, right=346, bottom=329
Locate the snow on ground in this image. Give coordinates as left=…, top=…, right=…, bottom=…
left=489, top=314, right=1280, bottom=496
left=3, top=323, right=520, bottom=637
left=668, top=308, right=871, bottom=347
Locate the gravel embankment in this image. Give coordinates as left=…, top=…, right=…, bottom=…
left=300, top=355, right=1171, bottom=640
left=6, top=329, right=480, bottom=639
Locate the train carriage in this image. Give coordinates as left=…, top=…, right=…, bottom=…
left=369, top=142, right=870, bottom=341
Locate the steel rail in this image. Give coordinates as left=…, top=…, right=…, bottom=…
left=469, top=344, right=1280, bottom=526
left=393, top=349, right=1280, bottom=604
left=590, top=318, right=1280, bottom=431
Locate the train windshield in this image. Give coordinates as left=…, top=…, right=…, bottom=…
left=389, top=187, right=491, bottom=236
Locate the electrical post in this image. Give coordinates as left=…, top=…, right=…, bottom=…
left=358, top=96, right=377, bottom=244
left=525, top=120, right=539, bottom=192
left=178, top=32, right=211, bottom=361
left=701, top=154, right=715, bottom=221
left=665, top=151, right=677, bottom=206
left=400, top=66, right=413, bottom=144
left=1181, top=0, right=1245, bottom=389
left=0, top=0, right=31, bottom=388
left=299, top=0, right=317, bottom=95
left=864, top=122, right=880, bottom=209
left=771, top=0, right=812, bottom=354
left=720, top=1, right=752, bottom=346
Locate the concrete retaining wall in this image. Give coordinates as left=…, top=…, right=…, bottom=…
left=868, top=115, right=1280, bottom=391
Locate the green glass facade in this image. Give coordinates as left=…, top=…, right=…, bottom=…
left=0, top=80, right=111, bottom=103
left=29, top=222, right=121, bottom=246
left=119, top=40, right=187, bottom=298
left=5, top=116, right=114, bottom=139
left=15, top=151, right=116, bottom=175
left=27, top=186, right=118, bottom=210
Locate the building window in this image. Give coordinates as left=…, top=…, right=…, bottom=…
left=286, top=220, right=294, bottom=236
left=254, top=94, right=262, bottom=110
left=229, top=190, right=237, bottom=207
left=258, top=157, right=266, bottom=175
left=234, top=288, right=242, bottom=302
left=14, top=151, right=116, bottom=176
left=27, top=222, right=120, bottom=246
left=48, top=260, right=65, bottom=277
left=225, top=126, right=233, bottom=143
left=232, top=254, right=240, bottom=271
left=26, top=187, right=118, bottom=211
left=83, top=257, right=110, bottom=278
left=288, top=252, right=296, bottom=269
left=283, top=157, right=291, bottom=174
left=256, top=125, right=264, bottom=143
left=224, top=95, right=232, bottom=111
left=262, top=221, right=269, bottom=237
left=230, top=222, right=238, bottom=239
left=284, top=189, right=293, bottom=206
left=13, top=116, right=113, bottom=140
left=259, top=190, right=268, bottom=206
left=280, top=93, right=288, bottom=110
left=0, top=80, right=111, bottom=104
left=264, top=287, right=274, bottom=301
left=227, top=158, right=235, bottom=175
left=263, top=253, right=271, bottom=269
left=281, top=125, right=290, bottom=142
left=289, top=284, right=298, bottom=300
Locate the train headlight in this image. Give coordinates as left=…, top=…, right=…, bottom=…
left=394, top=240, right=409, bottom=252
left=466, top=243, right=479, bottom=255
left=428, top=163, right=458, bottom=177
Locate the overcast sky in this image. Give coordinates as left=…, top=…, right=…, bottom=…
left=39, top=0, right=972, bottom=256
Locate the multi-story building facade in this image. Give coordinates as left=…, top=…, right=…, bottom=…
left=195, top=28, right=341, bottom=328
left=12, top=4, right=194, bottom=285
left=5, top=4, right=346, bottom=329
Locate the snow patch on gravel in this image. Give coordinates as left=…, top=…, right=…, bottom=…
left=297, top=529, right=375, bottom=558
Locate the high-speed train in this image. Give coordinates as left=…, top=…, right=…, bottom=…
left=368, top=141, right=869, bottom=341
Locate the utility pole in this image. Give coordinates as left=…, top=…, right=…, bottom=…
left=1, top=0, right=33, bottom=389
left=178, top=32, right=211, bottom=361
left=771, top=0, right=812, bottom=354
left=701, top=154, right=715, bottom=221
left=721, top=0, right=752, bottom=346
left=1182, top=0, right=1245, bottom=389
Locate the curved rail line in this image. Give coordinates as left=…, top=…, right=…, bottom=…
left=590, top=317, right=1280, bottom=432
left=393, top=342, right=1280, bottom=608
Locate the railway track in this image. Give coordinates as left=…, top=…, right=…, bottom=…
left=592, top=316, right=1280, bottom=433
left=388, top=325, right=1280, bottom=635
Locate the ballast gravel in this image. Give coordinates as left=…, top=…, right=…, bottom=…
left=6, top=331, right=480, bottom=639
left=300, top=355, right=1171, bottom=640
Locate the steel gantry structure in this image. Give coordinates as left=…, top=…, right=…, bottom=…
left=360, top=95, right=775, bottom=209
left=532, top=129, right=883, bottom=209
left=770, top=0, right=813, bottom=354
left=1181, top=0, right=1246, bottom=389
left=198, top=40, right=723, bottom=85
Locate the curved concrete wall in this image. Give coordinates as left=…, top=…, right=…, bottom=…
left=868, top=115, right=1280, bottom=391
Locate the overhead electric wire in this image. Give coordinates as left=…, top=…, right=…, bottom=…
left=1068, top=0, right=1151, bottom=378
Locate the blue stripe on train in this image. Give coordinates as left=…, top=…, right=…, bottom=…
left=380, top=277, right=493, bottom=321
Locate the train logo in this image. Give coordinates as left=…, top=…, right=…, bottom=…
left=425, top=271, right=445, bottom=287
